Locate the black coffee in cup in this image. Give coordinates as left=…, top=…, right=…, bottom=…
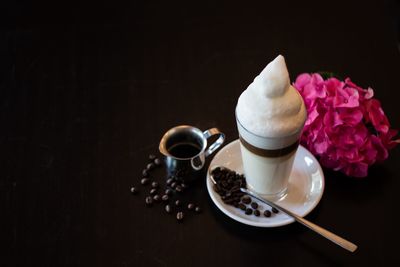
left=168, top=142, right=202, bottom=159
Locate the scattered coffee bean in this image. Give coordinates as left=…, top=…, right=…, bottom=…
left=254, top=209, right=260, bottom=217
left=145, top=196, right=153, bottom=206
left=146, top=163, right=155, bottom=171
left=154, top=158, right=162, bottom=166
left=176, top=211, right=184, bottom=221
left=239, top=203, right=246, bottom=211
left=233, top=196, right=241, bottom=203
left=235, top=192, right=245, bottom=198
left=165, top=188, right=173, bottom=196
left=264, top=210, right=271, bottom=217
left=250, top=202, right=258, bottom=209
left=241, top=196, right=251, bottom=204
left=136, top=151, right=210, bottom=223
left=130, top=186, right=138, bottom=195
left=153, top=194, right=161, bottom=202
left=141, top=178, right=150, bottom=185
left=166, top=178, right=174, bottom=185
left=230, top=185, right=240, bottom=193
left=223, top=198, right=235, bottom=205
left=272, top=207, right=279, bottom=213
left=175, top=185, right=183, bottom=193
left=245, top=208, right=253, bottom=215
left=165, top=204, right=172, bottom=213
left=213, top=184, right=221, bottom=194
left=150, top=188, right=157, bottom=195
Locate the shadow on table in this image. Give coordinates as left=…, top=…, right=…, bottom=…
left=206, top=194, right=324, bottom=241
left=206, top=198, right=348, bottom=266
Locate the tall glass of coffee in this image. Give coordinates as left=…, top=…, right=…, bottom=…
left=236, top=55, right=307, bottom=200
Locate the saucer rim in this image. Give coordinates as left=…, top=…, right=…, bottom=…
left=206, top=139, right=325, bottom=228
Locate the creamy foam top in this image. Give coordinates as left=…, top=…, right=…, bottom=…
left=236, top=55, right=306, bottom=138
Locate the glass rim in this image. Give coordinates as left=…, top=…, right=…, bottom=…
left=235, top=108, right=301, bottom=139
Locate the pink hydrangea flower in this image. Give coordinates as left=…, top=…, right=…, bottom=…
left=294, top=73, right=399, bottom=177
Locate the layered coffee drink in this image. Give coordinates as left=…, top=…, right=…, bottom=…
left=236, top=55, right=306, bottom=200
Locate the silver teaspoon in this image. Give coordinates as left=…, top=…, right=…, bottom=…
left=209, top=166, right=358, bottom=253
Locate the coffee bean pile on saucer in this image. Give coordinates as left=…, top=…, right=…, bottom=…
left=211, top=167, right=279, bottom=218
left=130, top=154, right=202, bottom=222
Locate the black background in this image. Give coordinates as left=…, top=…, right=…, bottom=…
left=3, top=0, right=400, bottom=266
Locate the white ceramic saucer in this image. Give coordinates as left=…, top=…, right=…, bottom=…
left=206, top=139, right=325, bottom=227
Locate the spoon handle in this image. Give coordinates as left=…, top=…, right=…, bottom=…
left=241, top=188, right=358, bottom=253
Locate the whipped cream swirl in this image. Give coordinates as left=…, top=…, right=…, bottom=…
left=236, top=55, right=306, bottom=138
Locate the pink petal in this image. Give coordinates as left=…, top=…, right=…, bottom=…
left=343, top=162, right=369, bottom=177
left=366, top=99, right=390, bottom=134
left=338, top=108, right=363, bottom=126
left=294, top=73, right=312, bottom=90
left=365, top=87, right=374, bottom=99
left=306, top=108, right=319, bottom=126
left=333, top=87, right=360, bottom=108
left=314, top=139, right=329, bottom=154
left=323, top=110, right=343, bottom=128
left=371, top=135, right=389, bottom=161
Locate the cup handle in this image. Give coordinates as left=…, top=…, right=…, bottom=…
left=191, top=154, right=205, bottom=171
left=203, top=128, right=225, bottom=157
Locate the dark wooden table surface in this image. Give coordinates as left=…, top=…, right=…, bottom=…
left=4, top=0, right=400, bottom=266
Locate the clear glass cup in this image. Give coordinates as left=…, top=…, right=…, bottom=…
left=236, top=111, right=303, bottom=200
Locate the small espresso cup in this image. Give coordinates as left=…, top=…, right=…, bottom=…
left=159, top=125, right=225, bottom=180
